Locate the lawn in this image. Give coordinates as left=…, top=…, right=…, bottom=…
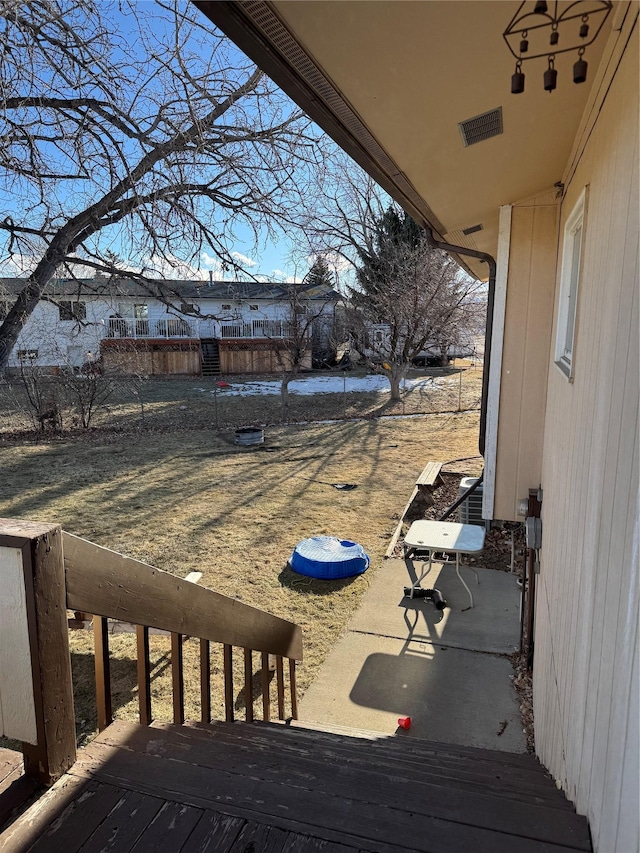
left=0, top=363, right=483, bottom=434
left=0, top=368, right=483, bottom=742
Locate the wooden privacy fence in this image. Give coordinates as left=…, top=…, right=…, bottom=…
left=63, top=532, right=302, bottom=732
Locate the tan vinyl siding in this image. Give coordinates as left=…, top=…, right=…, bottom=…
left=534, top=18, right=639, bottom=853
left=492, top=191, right=558, bottom=521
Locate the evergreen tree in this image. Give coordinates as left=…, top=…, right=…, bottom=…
left=347, top=207, right=479, bottom=399
left=303, top=256, right=335, bottom=290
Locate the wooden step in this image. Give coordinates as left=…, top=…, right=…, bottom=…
left=4, top=720, right=592, bottom=853
left=230, top=717, right=551, bottom=776
left=81, top=722, right=590, bottom=851
left=172, top=724, right=574, bottom=811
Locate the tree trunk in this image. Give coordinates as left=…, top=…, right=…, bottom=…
left=0, top=233, right=72, bottom=372
left=387, top=365, right=406, bottom=401
left=280, top=374, right=293, bottom=422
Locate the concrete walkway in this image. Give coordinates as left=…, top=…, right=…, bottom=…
left=300, top=556, right=527, bottom=753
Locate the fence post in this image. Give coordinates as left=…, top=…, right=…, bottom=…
left=0, top=519, right=76, bottom=786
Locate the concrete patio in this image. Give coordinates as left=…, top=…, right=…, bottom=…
left=300, top=556, right=527, bottom=753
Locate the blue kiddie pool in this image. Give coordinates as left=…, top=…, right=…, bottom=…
left=290, top=536, right=370, bottom=580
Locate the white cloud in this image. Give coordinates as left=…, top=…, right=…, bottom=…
left=0, top=253, right=37, bottom=276
left=139, top=254, right=205, bottom=280
left=231, top=251, right=258, bottom=268
left=315, top=251, right=353, bottom=274
left=271, top=269, right=303, bottom=284
left=0, top=254, right=103, bottom=280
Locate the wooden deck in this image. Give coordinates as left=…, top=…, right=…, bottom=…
left=0, top=748, right=39, bottom=830
left=1, top=720, right=591, bottom=852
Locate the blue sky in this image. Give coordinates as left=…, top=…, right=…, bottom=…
left=0, top=0, right=336, bottom=286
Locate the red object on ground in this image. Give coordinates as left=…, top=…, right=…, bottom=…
left=216, top=381, right=230, bottom=388
left=397, top=717, right=411, bottom=730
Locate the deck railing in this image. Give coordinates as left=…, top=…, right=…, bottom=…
left=0, top=520, right=302, bottom=786
left=220, top=319, right=300, bottom=339
left=107, top=317, right=197, bottom=339
left=63, top=532, right=302, bottom=731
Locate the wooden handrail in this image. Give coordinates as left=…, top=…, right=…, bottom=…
left=63, top=531, right=302, bottom=731
left=63, top=532, right=303, bottom=660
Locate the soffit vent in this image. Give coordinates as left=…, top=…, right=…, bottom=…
left=458, top=108, right=503, bottom=147
left=462, top=223, right=483, bottom=235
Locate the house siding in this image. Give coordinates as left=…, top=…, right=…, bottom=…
left=491, top=190, right=559, bottom=521
left=3, top=288, right=336, bottom=376
left=533, top=17, right=638, bottom=853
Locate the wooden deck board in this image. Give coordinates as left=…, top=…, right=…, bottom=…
left=0, top=721, right=591, bottom=853
left=27, top=780, right=125, bottom=853
left=129, top=801, right=203, bottom=853
left=0, top=749, right=23, bottom=787
left=76, top=788, right=164, bottom=853
left=85, top=722, right=583, bottom=836
left=172, top=721, right=569, bottom=805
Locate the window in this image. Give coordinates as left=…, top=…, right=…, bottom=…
left=249, top=304, right=259, bottom=311
left=117, top=302, right=148, bottom=319
left=180, top=302, right=195, bottom=314
left=59, top=300, right=86, bottom=321
left=555, top=189, right=586, bottom=379
left=221, top=303, right=232, bottom=311
left=18, top=349, right=38, bottom=360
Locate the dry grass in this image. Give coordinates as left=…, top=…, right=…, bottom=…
left=0, top=369, right=483, bottom=744
left=0, top=363, right=483, bottom=435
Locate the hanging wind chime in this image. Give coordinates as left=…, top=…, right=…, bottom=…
left=503, top=1, right=613, bottom=94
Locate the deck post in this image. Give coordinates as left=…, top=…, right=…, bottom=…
left=0, top=519, right=76, bottom=786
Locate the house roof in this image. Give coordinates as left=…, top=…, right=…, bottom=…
left=0, top=277, right=340, bottom=302
left=195, top=0, right=621, bottom=280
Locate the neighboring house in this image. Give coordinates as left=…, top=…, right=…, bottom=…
left=361, top=323, right=478, bottom=366
left=202, top=2, right=639, bottom=851
left=0, top=277, right=340, bottom=376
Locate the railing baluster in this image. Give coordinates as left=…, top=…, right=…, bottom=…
left=93, top=616, right=112, bottom=731
left=276, top=655, right=285, bottom=720
left=261, top=651, right=271, bottom=721
left=171, top=632, right=184, bottom=725
left=200, top=639, right=211, bottom=724
left=223, top=644, right=234, bottom=722
left=136, top=625, right=152, bottom=725
left=244, top=648, right=253, bottom=723
left=289, top=658, right=298, bottom=721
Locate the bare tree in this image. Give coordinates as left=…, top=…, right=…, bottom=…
left=0, top=0, right=326, bottom=371
left=347, top=208, right=483, bottom=400
left=292, top=157, right=484, bottom=398
left=297, top=151, right=393, bottom=276
left=271, top=269, right=338, bottom=418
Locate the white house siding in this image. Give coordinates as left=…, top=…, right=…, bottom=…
left=7, top=299, right=112, bottom=369
left=534, top=16, right=638, bottom=853
left=5, top=290, right=333, bottom=371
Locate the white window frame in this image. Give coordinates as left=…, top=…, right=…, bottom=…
left=554, top=188, right=587, bottom=379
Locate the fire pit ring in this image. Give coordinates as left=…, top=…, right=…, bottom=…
left=235, top=426, right=264, bottom=447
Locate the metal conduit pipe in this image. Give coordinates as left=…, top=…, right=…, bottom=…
left=439, top=469, right=484, bottom=522
left=423, top=228, right=497, bottom=458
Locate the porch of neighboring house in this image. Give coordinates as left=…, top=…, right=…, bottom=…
left=0, top=519, right=592, bottom=852
left=100, top=338, right=203, bottom=376
left=99, top=317, right=310, bottom=376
